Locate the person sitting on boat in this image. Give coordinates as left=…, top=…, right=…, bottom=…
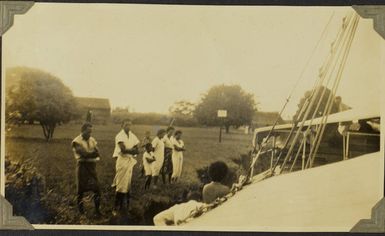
left=202, top=161, right=230, bottom=204
left=153, top=191, right=206, bottom=226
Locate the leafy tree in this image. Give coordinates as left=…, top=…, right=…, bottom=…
left=194, top=84, right=257, bottom=133
left=6, top=67, right=80, bottom=141
left=169, top=100, right=198, bottom=126
left=169, top=100, right=195, bottom=117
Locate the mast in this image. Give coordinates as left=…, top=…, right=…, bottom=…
left=250, top=12, right=360, bottom=180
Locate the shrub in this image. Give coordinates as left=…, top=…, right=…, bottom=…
left=5, top=158, right=54, bottom=223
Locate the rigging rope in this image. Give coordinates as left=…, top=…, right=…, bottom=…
left=287, top=13, right=355, bottom=171
left=248, top=12, right=335, bottom=179
left=279, top=12, right=356, bottom=173
left=286, top=11, right=336, bottom=103
left=178, top=12, right=360, bottom=226
left=252, top=11, right=335, bottom=148
left=308, top=14, right=360, bottom=168
left=306, top=14, right=359, bottom=168
left=304, top=15, right=355, bottom=167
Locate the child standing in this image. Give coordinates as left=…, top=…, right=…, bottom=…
left=143, top=143, right=156, bottom=190
left=140, top=131, right=152, bottom=177
left=142, top=131, right=152, bottom=147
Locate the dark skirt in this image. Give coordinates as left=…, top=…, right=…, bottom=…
left=76, top=161, right=100, bottom=193
left=161, top=148, right=173, bottom=175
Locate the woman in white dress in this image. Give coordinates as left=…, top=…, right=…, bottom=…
left=111, top=119, right=139, bottom=213
left=171, top=130, right=185, bottom=183
left=151, top=129, right=166, bottom=188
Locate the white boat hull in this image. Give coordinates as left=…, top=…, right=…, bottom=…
left=182, top=152, right=383, bottom=231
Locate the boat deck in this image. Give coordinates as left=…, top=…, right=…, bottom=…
left=181, top=152, right=383, bottom=231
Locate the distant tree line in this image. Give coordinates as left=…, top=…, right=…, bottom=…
left=111, top=100, right=199, bottom=127
left=111, top=85, right=258, bottom=133
left=112, top=109, right=171, bottom=126
left=7, top=66, right=345, bottom=141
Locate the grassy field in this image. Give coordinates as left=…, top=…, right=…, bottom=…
left=5, top=123, right=253, bottom=225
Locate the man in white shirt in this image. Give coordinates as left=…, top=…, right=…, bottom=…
left=112, top=119, right=139, bottom=213
left=151, top=129, right=166, bottom=188
left=72, top=122, right=101, bottom=216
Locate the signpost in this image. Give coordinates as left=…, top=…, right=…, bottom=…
left=217, top=110, right=227, bottom=143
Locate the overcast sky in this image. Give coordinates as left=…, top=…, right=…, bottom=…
left=3, top=4, right=383, bottom=119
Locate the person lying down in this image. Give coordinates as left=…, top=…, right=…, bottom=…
left=153, top=191, right=206, bottom=226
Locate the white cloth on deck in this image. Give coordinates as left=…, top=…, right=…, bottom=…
left=112, top=129, right=139, bottom=193
left=153, top=200, right=205, bottom=226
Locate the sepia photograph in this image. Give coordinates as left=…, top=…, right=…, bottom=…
left=1, top=2, right=384, bottom=231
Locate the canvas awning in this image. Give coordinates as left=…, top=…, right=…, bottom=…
left=254, top=106, right=380, bottom=134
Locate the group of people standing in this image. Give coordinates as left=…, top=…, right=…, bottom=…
left=71, top=119, right=185, bottom=216
left=141, top=127, right=185, bottom=190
